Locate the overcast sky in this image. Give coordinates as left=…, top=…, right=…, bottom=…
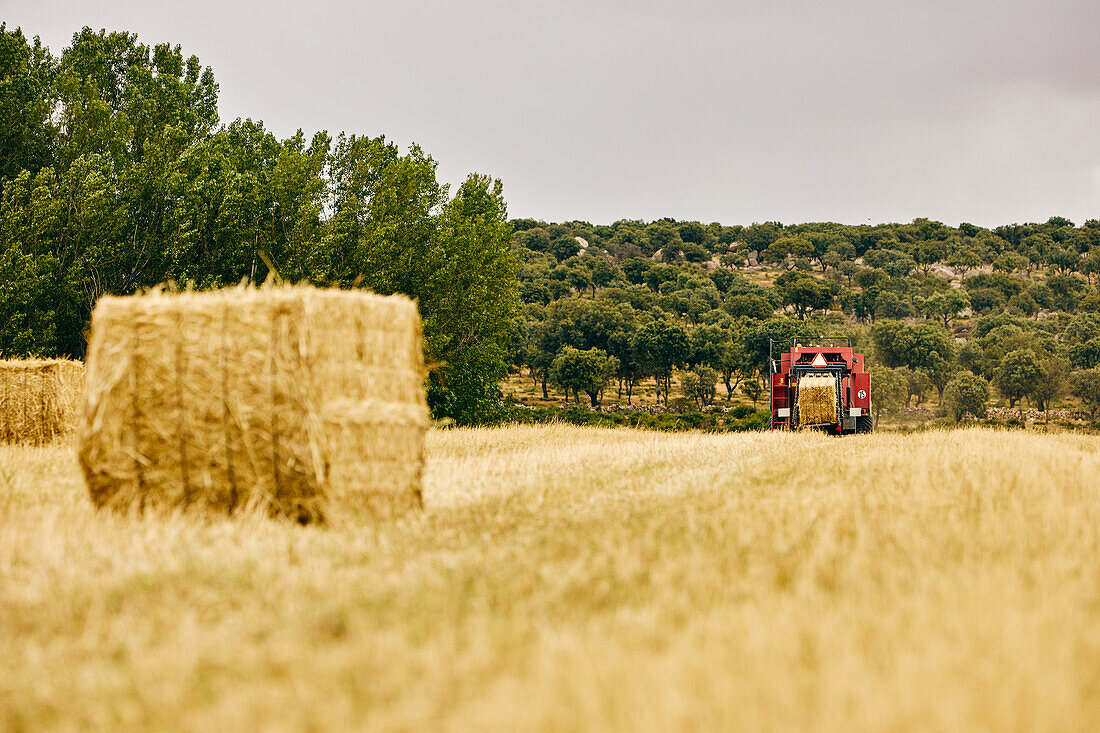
left=6, top=0, right=1100, bottom=228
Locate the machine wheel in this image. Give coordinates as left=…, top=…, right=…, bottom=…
left=856, top=413, right=875, bottom=433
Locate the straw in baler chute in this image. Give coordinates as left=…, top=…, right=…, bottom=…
left=77, top=286, right=428, bottom=522
left=797, top=374, right=838, bottom=426
left=0, top=359, right=85, bottom=445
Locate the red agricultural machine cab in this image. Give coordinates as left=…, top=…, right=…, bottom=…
left=768, top=337, right=874, bottom=433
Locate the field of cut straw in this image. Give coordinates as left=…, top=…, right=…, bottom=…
left=2, top=425, right=1098, bottom=731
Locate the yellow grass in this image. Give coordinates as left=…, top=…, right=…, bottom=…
left=1, top=426, right=1098, bottom=731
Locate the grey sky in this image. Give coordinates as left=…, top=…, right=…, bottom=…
left=6, top=0, right=1100, bottom=228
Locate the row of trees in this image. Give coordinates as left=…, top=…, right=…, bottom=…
left=0, top=25, right=519, bottom=423
left=526, top=300, right=1100, bottom=422
left=516, top=232, right=1100, bottom=326
left=873, top=364, right=1100, bottom=424
left=516, top=295, right=803, bottom=407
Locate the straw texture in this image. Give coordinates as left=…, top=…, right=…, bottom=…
left=797, top=374, right=838, bottom=426
left=0, top=359, right=85, bottom=444
left=77, top=286, right=428, bottom=521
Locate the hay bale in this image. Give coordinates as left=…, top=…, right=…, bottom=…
left=77, top=286, right=428, bottom=521
left=797, top=374, right=838, bottom=426
left=0, top=359, right=85, bottom=444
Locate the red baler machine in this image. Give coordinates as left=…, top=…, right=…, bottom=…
left=768, top=338, right=874, bottom=433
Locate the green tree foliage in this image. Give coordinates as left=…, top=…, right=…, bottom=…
left=1069, top=369, right=1100, bottom=419
left=0, top=239, right=59, bottom=354
left=620, top=257, right=651, bottom=285
left=1062, top=313, right=1100, bottom=347
left=741, top=222, right=782, bottom=253
left=686, top=323, right=726, bottom=370
left=680, top=367, right=719, bottom=408
left=863, top=249, right=916, bottom=278
left=776, top=271, right=833, bottom=319
left=646, top=221, right=683, bottom=260
left=966, top=287, right=1006, bottom=315
left=871, top=321, right=956, bottom=403
left=762, top=235, right=812, bottom=269
left=1082, top=253, right=1100, bottom=286
left=0, top=25, right=56, bottom=188
left=723, top=292, right=775, bottom=321
left=741, top=378, right=763, bottom=408
left=419, top=176, right=519, bottom=423
left=0, top=29, right=223, bottom=356
left=945, top=247, right=981, bottom=278
left=1046, top=273, right=1086, bottom=311
left=741, top=319, right=819, bottom=373
left=166, top=121, right=329, bottom=286
left=918, top=289, right=970, bottom=328
left=550, top=347, right=618, bottom=406
left=995, top=349, right=1043, bottom=408
left=874, top=291, right=914, bottom=319
left=1069, top=339, right=1100, bottom=369
left=895, top=366, right=932, bottom=407
left=1031, top=357, right=1068, bottom=415
left=913, top=239, right=948, bottom=273
left=633, top=318, right=688, bottom=404
left=714, top=336, right=752, bottom=399
left=55, top=28, right=219, bottom=171
left=944, top=371, right=990, bottom=422
left=868, top=366, right=907, bottom=422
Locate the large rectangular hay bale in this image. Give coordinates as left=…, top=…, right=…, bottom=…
left=797, top=374, right=838, bottom=426
left=77, top=286, right=428, bottom=521
left=0, top=359, right=85, bottom=445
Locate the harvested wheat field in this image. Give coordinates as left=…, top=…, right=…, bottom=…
left=1, top=426, right=1098, bottom=731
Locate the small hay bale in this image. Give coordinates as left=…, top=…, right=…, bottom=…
left=0, top=359, right=85, bottom=444
left=77, top=286, right=428, bottom=521
left=797, top=374, right=838, bottom=426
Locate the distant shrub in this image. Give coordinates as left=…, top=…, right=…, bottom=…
left=944, top=371, right=990, bottom=423
left=499, top=400, right=769, bottom=433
